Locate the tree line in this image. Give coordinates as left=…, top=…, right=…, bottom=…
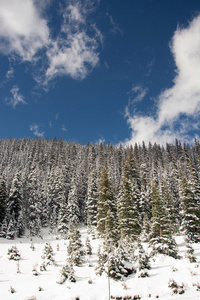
left=0, top=137, right=200, bottom=251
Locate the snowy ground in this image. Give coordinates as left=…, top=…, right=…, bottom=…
left=1, top=227, right=200, bottom=300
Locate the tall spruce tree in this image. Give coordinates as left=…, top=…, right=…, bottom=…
left=97, top=167, right=117, bottom=238
left=180, top=176, right=200, bottom=242
left=57, top=196, right=68, bottom=238
left=8, top=172, right=22, bottom=223
left=149, top=181, right=178, bottom=258
left=66, top=173, right=80, bottom=226
left=87, top=169, right=99, bottom=231
left=67, top=223, right=84, bottom=266
left=0, top=179, right=7, bottom=225
left=118, top=162, right=141, bottom=241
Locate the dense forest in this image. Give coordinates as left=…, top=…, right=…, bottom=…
left=1, top=137, right=200, bottom=276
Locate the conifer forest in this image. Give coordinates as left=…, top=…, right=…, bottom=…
left=1, top=137, right=200, bottom=289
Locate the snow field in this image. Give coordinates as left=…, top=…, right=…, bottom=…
left=1, top=228, right=200, bottom=300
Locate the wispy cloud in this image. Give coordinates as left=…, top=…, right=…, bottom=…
left=127, top=85, right=148, bottom=105
left=146, top=57, right=155, bottom=77
left=0, top=0, right=102, bottom=87
left=61, top=124, right=67, bottom=132
left=45, top=0, right=102, bottom=82
left=0, top=0, right=49, bottom=61
left=30, top=124, right=45, bottom=137
left=109, top=15, right=123, bottom=35
left=6, top=67, right=14, bottom=80
left=5, top=86, right=26, bottom=108
left=124, top=14, right=200, bottom=145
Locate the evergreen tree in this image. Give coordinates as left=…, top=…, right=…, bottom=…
left=29, top=203, right=41, bottom=236
left=188, top=159, right=200, bottom=207
left=0, top=217, right=8, bottom=238
left=6, top=214, right=16, bottom=239
left=95, top=243, right=134, bottom=280
left=149, top=181, right=178, bottom=258
left=16, top=210, right=26, bottom=237
left=7, top=245, right=20, bottom=260
left=25, top=168, right=41, bottom=236
left=97, top=167, right=117, bottom=237
left=47, top=166, right=65, bottom=230
left=41, top=242, right=55, bottom=265
left=57, top=196, right=68, bottom=239
left=185, top=242, right=197, bottom=263
left=7, top=172, right=22, bottom=222
left=85, top=236, right=92, bottom=255
left=141, top=214, right=151, bottom=242
left=67, top=223, right=84, bottom=266
left=57, top=261, right=76, bottom=284
left=87, top=169, right=99, bottom=231
left=136, top=239, right=151, bottom=277
left=161, top=179, right=179, bottom=234
left=0, top=179, right=7, bottom=225
left=180, top=176, right=200, bottom=242
left=104, top=208, right=118, bottom=252
left=66, top=174, right=80, bottom=225
left=118, top=163, right=141, bottom=241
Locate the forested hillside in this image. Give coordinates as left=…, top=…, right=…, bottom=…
left=0, top=137, right=200, bottom=261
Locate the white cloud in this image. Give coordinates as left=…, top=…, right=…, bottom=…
left=109, top=15, right=123, bottom=35
left=5, top=86, right=26, bottom=108
left=30, top=124, right=45, bottom=137
left=124, top=14, right=200, bottom=145
left=0, top=0, right=101, bottom=85
left=61, top=124, right=67, bottom=132
left=45, top=1, right=101, bottom=82
left=127, top=85, right=148, bottom=104
left=6, top=67, right=14, bottom=80
left=0, top=0, right=49, bottom=61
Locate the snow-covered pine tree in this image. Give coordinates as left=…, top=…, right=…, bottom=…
left=76, top=161, right=88, bottom=223
left=185, top=241, right=197, bottom=263
left=67, top=223, right=84, bottom=266
left=0, top=179, right=7, bottom=225
left=39, top=178, right=49, bottom=228
left=188, top=158, right=200, bottom=207
left=48, top=166, right=66, bottom=232
left=57, top=261, right=76, bottom=284
left=118, top=161, right=141, bottom=241
left=0, top=217, right=8, bottom=238
left=6, top=214, right=16, bottom=239
left=104, top=207, right=118, bottom=253
left=41, top=242, right=55, bottom=265
left=25, top=168, right=41, bottom=236
left=96, top=167, right=117, bottom=238
left=7, top=245, right=20, bottom=260
left=149, top=181, right=178, bottom=258
left=179, top=176, right=200, bottom=242
left=136, top=239, right=151, bottom=277
left=16, top=210, right=25, bottom=238
left=29, top=203, right=41, bottom=236
left=95, top=245, right=106, bottom=276
left=7, top=172, right=22, bottom=223
left=96, top=243, right=135, bottom=280
left=85, top=236, right=92, bottom=255
left=66, top=173, right=80, bottom=226
left=141, top=214, right=151, bottom=242
left=87, top=169, right=98, bottom=233
left=57, top=196, right=68, bottom=239
left=160, top=178, right=179, bottom=234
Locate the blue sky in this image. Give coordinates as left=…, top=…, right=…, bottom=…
left=0, top=0, right=200, bottom=145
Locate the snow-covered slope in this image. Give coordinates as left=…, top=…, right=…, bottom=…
left=1, top=227, right=200, bottom=300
